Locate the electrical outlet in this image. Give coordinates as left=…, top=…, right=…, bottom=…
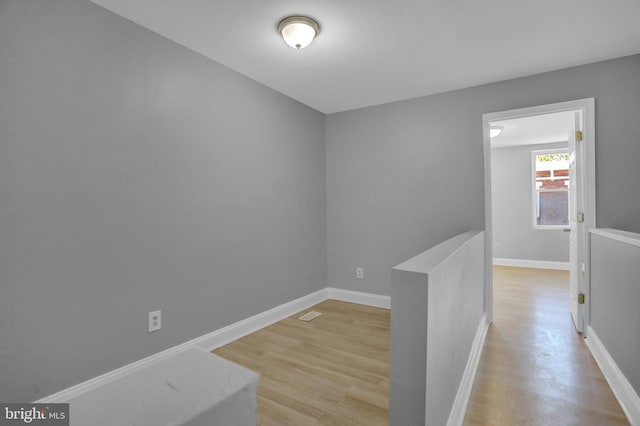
left=148, top=310, right=161, bottom=333
left=356, top=267, right=364, bottom=279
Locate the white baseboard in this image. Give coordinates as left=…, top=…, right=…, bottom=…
left=447, top=314, right=489, bottom=426
left=37, top=286, right=390, bottom=403
left=37, top=288, right=329, bottom=403
left=493, top=258, right=570, bottom=271
left=327, top=287, right=391, bottom=309
left=194, top=289, right=329, bottom=351
left=585, top=326, right=640, bottom=425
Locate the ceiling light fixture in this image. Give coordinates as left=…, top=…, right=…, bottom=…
left=490, top=126, right=503, bottom=138
left=278, top=16, right=320, bottom=50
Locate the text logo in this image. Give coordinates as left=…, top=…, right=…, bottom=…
left=1, top=404, right=68, bottom=425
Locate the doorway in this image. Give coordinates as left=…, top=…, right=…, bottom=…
left=482, top=99, right=596, bottom=334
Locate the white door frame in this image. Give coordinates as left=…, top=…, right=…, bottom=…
left=482, top=98, right=596, bottom=329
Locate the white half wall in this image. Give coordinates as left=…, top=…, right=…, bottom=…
left=588, top=229, right=640, bottom=425
left=389, top=231, right=486, bottom=426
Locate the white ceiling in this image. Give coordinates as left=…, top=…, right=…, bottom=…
left=90, top=0, right=640, bottom=114
left=490, top=111, right=574, bottom=148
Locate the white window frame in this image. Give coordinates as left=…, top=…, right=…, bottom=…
left=531, top=148, right=569, bottom=230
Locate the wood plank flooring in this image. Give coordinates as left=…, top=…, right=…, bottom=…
left=213, top=267, right=628, bottom=425
left=213, top=299, right=390, bottom=425
left=464, top=266, right=629, bottom=425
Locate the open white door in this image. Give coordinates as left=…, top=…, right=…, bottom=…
left=483, top=98, right=595, bottom=330
left=568, top=111, right=585, bottom=333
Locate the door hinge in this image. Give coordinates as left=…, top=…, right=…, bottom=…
left=577, top=212, right=585, bottom=223
left=576, top=130, right=583, bottom=141
left=578, top=293, right=585, bottom=304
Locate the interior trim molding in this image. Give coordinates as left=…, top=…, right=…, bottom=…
left=36, top=286, right=389, bottom=403
left=37, top=288, right=329, bottom=403
left=327, top=287, right=391, bottom=309
left=483, top=98, right=596, bottom=326
left=446, top=314, right=489, bottom=426
left=493, top=258, right=570, bottom=271
left=590, top=228, right=640, bottom=248
left=585, top=326, right=640, bottom=425
left=193, top=289, right=329, bottom=351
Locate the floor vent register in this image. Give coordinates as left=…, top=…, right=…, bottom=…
left=298, top=311, right=322, bottom=322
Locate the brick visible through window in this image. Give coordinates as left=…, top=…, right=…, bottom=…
left=533, top=150, right=569, bottom=227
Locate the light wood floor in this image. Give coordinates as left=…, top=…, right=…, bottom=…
left=213, top=299, right=390, bottom=425
left=464, top=266, right=629, bottom=425
left=214, top=267, right=628, bottom=425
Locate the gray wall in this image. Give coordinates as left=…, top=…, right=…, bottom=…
left=3, top=0, right=640, bottom=406
left=326, top=54, right=640, bottom=295
left=492, top=143, right=569, bottom=262
left=426, top=231, right=485, bottom=426
left=0, top=0, right=326, bottom=401
left=390, top=231, right=485, bottom=426
left=590, top=232, right=640, bottom=397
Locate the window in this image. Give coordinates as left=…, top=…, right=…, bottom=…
left=532, top=149, right=569, bottom=228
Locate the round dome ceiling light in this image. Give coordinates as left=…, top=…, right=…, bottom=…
left=278, top=16, right=320, bottom=50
